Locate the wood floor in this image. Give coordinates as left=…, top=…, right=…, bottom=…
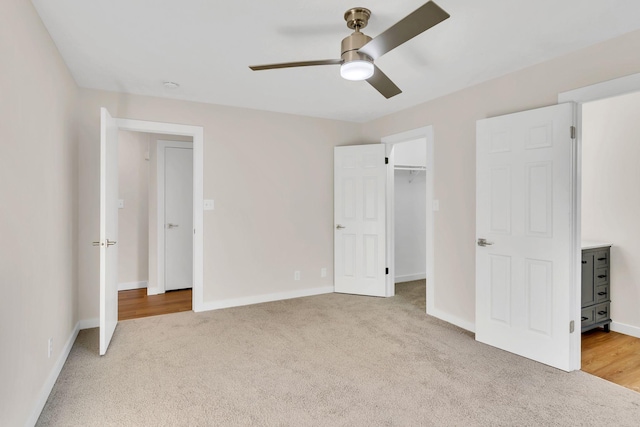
left=582, top=328, right=640, bottom=392
left=118, top=288, right=192, bottom=321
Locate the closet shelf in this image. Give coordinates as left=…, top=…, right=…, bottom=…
left=394, top=165, right=427, bottom=171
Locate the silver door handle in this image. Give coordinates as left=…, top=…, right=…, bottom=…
left=477, top=238, right=493, bottom=247
left=167, top=223, right=179, bottom=229
left=92, top=241, right=101, bottom=246
left=336, top=224, right=346, bottom=230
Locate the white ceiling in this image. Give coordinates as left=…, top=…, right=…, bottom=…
left=32, top=0, right=640, bottom=123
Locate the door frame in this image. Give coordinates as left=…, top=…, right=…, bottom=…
left=559, top=72, right=640, bottom=370
left=381, top=126, right=435, bottom=309
left=156, top=140, right=194, bottom=294
left=116, top=118, right=205, bottom=312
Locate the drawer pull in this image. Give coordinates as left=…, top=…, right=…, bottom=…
left=597, top=257, right=607, bottom=261
left=597, top=275, right=607, bottom=279
left=598, top=310, right=607, bottom=316
left=582, top=260, right=587, bottom=264
left=598, top=291, right=607, bottom=296
left=581, top=316, right=589, bottom=321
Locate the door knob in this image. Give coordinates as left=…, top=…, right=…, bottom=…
left=92, top=241, right=101, bottom=246
left=107, top=239, right=117, bottom=246
left=167, top=223, right=179, bottom=229
left=336, top=224, right=346, bottom=230
left=477, top=238, right=493, bottom=247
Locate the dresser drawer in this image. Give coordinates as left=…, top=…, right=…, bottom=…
left=581, top=307, right=595, bottom=328
left=595, top=268, right=609, bottom=286
left=595, top=284, right=610, bottom=303
left=595, top=302, right=610, bottom=323
left=595, top=250, right=609, bottom=268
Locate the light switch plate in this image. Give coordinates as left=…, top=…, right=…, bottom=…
left=203, top=199, right=215, bottom=210
left=118, top=199, right=124, bottom=209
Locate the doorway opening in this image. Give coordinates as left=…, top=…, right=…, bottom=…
left=558, top=73, right=640, bottom=384
left=578, top=91, right=640, bottom=392
left=116, top=132, right=194, bottom=320
left=382, top=126, right=435, bottom=313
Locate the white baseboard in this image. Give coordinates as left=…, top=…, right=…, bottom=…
left=78, top=318, right=99, bottom=330
left=118, top=280, right=147, bottom=291
left=195, top=286, right=334, bottom=313
left=395, top=273, right=426, bottom=283
left=427, top=306, right=476, bottom=333
left=27, top=321, right=80, bottom=427
left=610, top=321, right=640, bottom=339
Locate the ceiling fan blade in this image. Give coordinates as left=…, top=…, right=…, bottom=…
left=249, top=59, right=342, bottom=71
left=366, top=65, right=402, bottom=99
left=358, top=1, right=450, bottom=60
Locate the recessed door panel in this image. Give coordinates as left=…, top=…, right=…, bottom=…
left=490, top=255, right=511, bottom=325
left=526, top=162, right=553, bottom=237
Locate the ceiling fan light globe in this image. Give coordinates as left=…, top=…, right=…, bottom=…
left=340, top=60, right=374, bottom=81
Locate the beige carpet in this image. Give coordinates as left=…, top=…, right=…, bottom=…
left=38, top=281, right=640, bottom=426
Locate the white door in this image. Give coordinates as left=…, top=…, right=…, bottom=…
left=99, top=108, right=119, bottom=356
left=334, top=144, right=387, bottom=297
left=164, top=146, right=193, bottom=291
left=476, top=103, right=576, bottom=371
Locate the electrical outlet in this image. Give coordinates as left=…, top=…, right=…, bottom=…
left=321, top=268, right=327, bottom=278
left=48, top=338, right=53, bottom=358
left=294, top=270, right=301, bottom=281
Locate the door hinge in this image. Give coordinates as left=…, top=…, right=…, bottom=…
left=385, top=157, right=389, bottom=165
left=570, top=320, right=575, bottom=333
left=385, top=268, right=389, bottom=275
left=570, top=126, right=576, bottom=139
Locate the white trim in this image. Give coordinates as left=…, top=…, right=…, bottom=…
left=114, top=117, right=204, bottom=312
left=381, top=126, right=435, bottom=317
left=195, top=286, right=334, bottom=312
left=429, top=307, right=475, bottom=333
left=118, top=281, right=147, bottom=291
left=395, top=273, right=427, bottom=283
left=611, top=321, right=640, bottom=339
left=156, top=140, right=193, bottom=295
left=557, top=71, right=640, bottom=371
left=27, top=322, right=80, bottom=426
left=79, top=318, right=99, bottom=329
left=558, top=73, right=640, bottom=104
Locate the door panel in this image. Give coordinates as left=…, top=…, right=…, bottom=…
left=476, top=103, right=575, bottom=371
left=334, top=144, right=387, bottom=297
left=99, top=108, right=119, bottom=356
left=164, top=146, right=193, bottom=291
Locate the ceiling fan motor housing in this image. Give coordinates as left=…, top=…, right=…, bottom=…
left=341, top=31, right=373, bottom=63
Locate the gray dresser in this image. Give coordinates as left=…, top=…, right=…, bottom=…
left=581, top=243, right=612, bottom=333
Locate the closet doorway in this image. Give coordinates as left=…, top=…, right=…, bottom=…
left=382, top=126, right=435, bottom=314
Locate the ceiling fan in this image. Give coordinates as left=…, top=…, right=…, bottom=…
left=249, top=1, right=450, bottom=99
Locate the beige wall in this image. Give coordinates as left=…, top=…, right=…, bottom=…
left=117, top=131, right=149, bottom=285
left=76, top=90, right=363, bottom=320
left=0, top=0, right=78, bottom=425
left=362, top=29, right=640, bottom=329
left=583, top=91, right=640, bottom=333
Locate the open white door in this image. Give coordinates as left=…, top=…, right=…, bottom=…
left=476, top=103, right=576, bottom=371
left=334, top=144, right=387, bottom=297
left=99, top=108, right=119, bottom=356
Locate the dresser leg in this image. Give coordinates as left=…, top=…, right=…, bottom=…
left=604, top=324, right=610, bottom=333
